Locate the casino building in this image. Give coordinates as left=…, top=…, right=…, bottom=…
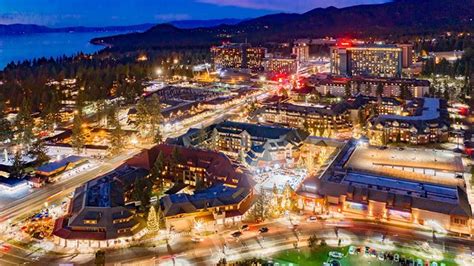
left=330, top=43, right=403, bottom=78
left=211, top=43, right=266, bottom=72
left=297, top=140, right=473, bottom=235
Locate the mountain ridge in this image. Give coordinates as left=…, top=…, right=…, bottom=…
left=91, top=0, right=474, bottom=50
left=0, top=18, right=243, bottom=35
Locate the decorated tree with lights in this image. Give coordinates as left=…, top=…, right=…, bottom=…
left=281, top=182, right=294, bottom=211
left=147, top=205, right=159, bottom=232
left=157, top=206, right=166, bottom=229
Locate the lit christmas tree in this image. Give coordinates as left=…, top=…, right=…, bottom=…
left=147, top=206, right=159, bottom=232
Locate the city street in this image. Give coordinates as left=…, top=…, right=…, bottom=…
left=42, top=215, right=474, bottom=265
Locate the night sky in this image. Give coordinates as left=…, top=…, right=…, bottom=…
left=1, top=0, right=389, bottom=27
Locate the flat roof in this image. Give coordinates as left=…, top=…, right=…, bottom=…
left=314, top=140, right=472, bottom=217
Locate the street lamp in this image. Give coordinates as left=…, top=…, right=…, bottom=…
left=156, top=68, right=163, bottom=76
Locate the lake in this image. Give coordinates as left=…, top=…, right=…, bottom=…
left=0, top=31, right=128, bottom=70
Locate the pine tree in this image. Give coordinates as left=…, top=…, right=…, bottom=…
left=15, top=98, right=34, bottom=148
left=147, top=205, right=159, bottom=232
left=150, top=151, right=165, bottom=190
left=71, top=114, right=86, bottom=153
left=10, top=151, right=25, bottom=179
left=376, top=83, right=384, bottom=98
left=149, top=94, right=163, bottom=143
left=157, top=206, right=166, bottom=229
left=28, top=138, right=50, bottom=166
left=0, top=114, right=13, bottom=143
left=248, top=187, right=270, bottom=222
left=365, top=83, right=372, bottom=96
left=344, top=82, right=352, bottom=97
left=282, top=182, right=294, bottom=211
left=107, top=106, right=125, bottom=155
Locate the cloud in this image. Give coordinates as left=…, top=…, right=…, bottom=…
left=154, top=13, right=191, bottom=22
left=196, top=0, right=388, bottom=13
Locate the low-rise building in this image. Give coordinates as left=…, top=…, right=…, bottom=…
left=170, top=121, right=309, bottom=168
left=368, top=98, right=450, bottom=145
left=297, top=141, right=473, bottom=235
left=52, top=165, right=149, bottom=248
left=309, top=76, right=430, bottom=98
left=259, top=102, right=352, bottom=136
left=126, top=144, right=255, bottom=229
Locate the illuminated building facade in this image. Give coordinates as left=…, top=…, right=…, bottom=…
left=397, top=43, right=414, bottom=68
left=368, top=98, right=450, bottom=145
left=292, top=43, right=310, bottom=62
left=309, top=76, right=430, bottom=98
left=264, top=57, right=298, bottom=74
left=211, top=43, right=266, bottom=72
left=170, top=121, right=309, bottom=168
left=259, top=102, right=352, bottom=136
left=297, top=140, right=473, bottom=235
left=330, top=43, right=403, bottom=78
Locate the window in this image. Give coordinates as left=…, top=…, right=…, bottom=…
left=453, top=217, right=467, bottom=226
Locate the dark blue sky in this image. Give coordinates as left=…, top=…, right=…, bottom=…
left=1, top=0, right=389, bottom=27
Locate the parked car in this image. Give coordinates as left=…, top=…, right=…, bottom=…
left=259, top=227, right=269, bottom=233
left=378, top=252, right=385, bottom=261
left=348, top=246, right=356, bottom=255
left=364, top=246, right=370, bottom=256
left=328, top=251, right=344, bottom=259
left=191, top=237, right=203, bottom=242
left=307, top=216, right=318, bottom=222
left=370, top=249, right=377, bottom=258
left=394, top=253, right=400, bottom=262
left=231, top=231, right=242, bottom=238
left=416, top=258, right=424, bottom=266
left=241, top=224, right=249, bottom=231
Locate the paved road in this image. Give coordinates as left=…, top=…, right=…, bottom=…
left=42, top=217, right=473, bottom=265
left=0, top=90, right=271, bottom=265
left=0, top=150, right=139, bottom=222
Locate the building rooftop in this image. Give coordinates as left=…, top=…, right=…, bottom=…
left=36, top=155, right=85, bottom=174
left=161, top=184, right=252, bottom=217
left=53, top=165, right=148, bottom=241
left=313, top=140, right=472, bottom=217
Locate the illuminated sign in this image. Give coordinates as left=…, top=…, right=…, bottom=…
left=345, top=201, right=367, bottom=211
left=388, top=209, right=411, bottom=220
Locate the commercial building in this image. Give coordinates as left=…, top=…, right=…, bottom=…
left=297, top=141, right=473, bottom=235
left=170, top=121, right=309, bottom=168
left=292, top=43, right=310, bottom=62
left=35, top=156, right=87, bottom=179
left=211, top=43, right=266, bottom=72
left=330, top=43, right=403, bottom=78
left=127, top=144, right=255, bottom=229
left=397, top=44, right=414, bottom=68
left=53, top=165, right=149, bottom=248
left=368, top=98, right=450, bottom=145
left=53, top=143, right=257, bottom=245
left=307, top=75, right=430, bottom=98
left=264, top=57, right=298, bottom=74
left=259, top=102, right=352, bottom=136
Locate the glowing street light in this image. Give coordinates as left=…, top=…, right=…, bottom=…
left=259, top=76, right=266, bottom=82
left=156, top=68, right=163, bottom=76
